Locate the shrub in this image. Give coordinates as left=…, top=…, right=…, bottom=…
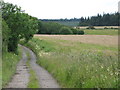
left=86, top=26, right=95, bottom=29
left=59, top=27, right=73, bottom=35
left=2, top=19, right=10, bottom=52
left=77, top=30, right=84, bottom=35
left=104, top=27, right=108, bottom=29
left=71, top=28, right=78, bottom=34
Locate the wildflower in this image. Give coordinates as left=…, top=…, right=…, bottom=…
left=101, top=65, right=104, bottom=69
left=107, top=68, right=110, bottom=71
left=115, top=72, right=118, bottom=75
left=110, top=73, right=113, bottom=76
left=104, top=75, right=107, bottom=79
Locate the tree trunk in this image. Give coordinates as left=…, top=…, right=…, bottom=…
left=8, top=36, right=19, bottom=54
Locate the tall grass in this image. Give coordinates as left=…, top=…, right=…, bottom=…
left=2, top=47, right=22, bottom=87
left=0, top=57, right=2, bottom=89
left=23, top=37, right=118, bottom=88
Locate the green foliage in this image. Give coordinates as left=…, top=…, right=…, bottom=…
left=77, top=30, right=84, bottom=35
left=38, top=21, right=85, bottom=35
left=2, top=2, right=38, bottom=53
left=38, top=21, right=62, bottom=34
left=2, top=19, right=10, bottom=52
left=70, top=28, right=78, bottom=34
left=70, top=28, right=84, bottom=35
left=59, top=27, right=73, bottom=35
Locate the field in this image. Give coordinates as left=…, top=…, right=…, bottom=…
left=83, top=29, right=118, bottom=35
left=77, top=26, right=118, bottom=29
left=24, top=35, right=118, bottom=88
left=35, top=35, right=118, bottom=47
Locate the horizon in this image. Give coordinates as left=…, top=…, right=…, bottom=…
left=39, top=12, right=118, bottom=20
left=4, top=0, right=119, bottom=19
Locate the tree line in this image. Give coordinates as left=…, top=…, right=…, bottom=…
left=2, top=1, right=38, bottom=54
left=79, top=13, right=119, bottom=26
left=2, top=1, right=84, bottom=54
left=40, top=18, right=80, bottom=22
left=37, top=21, right=84, bottom=35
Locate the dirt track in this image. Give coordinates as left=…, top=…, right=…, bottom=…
left=6, top=47, right=29, bottom=88
left=24, top=46, right=60, bottom=88
left=6, top=45, right=60, bottom=88
left=35, top=35, right=118, bottom=47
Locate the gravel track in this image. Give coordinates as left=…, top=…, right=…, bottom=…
left=6, top=45, right=60, bottom=88
left=24, top=46, right=60, bottom=88
left=6, top=47, right=29, bottom=88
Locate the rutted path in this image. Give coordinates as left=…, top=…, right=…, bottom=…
left=24, top=46, right=60, bottom=88
left=6, top=45, right=60, bottom=88
left=6, top=47, right=29, bottom=88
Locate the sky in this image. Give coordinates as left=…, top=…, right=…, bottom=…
left=3, top=0, right=119, bottom=19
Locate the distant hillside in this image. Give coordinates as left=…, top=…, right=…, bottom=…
left=79, top=13, right=119, bottom=26
left=40, top=18, right=80, bottom=27
left=40, top=12, right=119, bottom=27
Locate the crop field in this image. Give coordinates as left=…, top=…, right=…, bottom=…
left=24, top=35, right=118, bottom=88
left=77, top=26, right=118, bottom=29
left=83, top=29, right=118, bottom=35
left=35, top=35, right=118, bottom=47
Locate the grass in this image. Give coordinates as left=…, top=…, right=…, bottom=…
left=83, top=29, right=118, bottom=35
left=0, top=55, right=2, bottom=89
left=2, top=47, right=22, bottom=87
left=26, top=48, right=39, bottom=88
left=23, top=37, right=118, bottom=88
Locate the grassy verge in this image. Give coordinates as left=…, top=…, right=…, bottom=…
left=22, top=37, right=118, bottom=88
left=26, top=48, right=39, bottom=88
left=0, top=56, right=2, bottom=89
left=2, top=47, right=22, bottom=87
left=83, top=29, right=118, bottom=35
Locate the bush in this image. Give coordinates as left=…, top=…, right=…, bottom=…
left=71, top=28, right=78, bottom=34
left=104, top=27, right=108, bottom=29
left=86, top=26, right=95, bottom=29
left=2, top=19, right=10, bottom=52
left=59, top=27, right=73, bottom=35
left=77, top=30, right=84, bottom=35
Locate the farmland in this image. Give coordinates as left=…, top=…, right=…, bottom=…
left=24, top=34, right=118, bottom=88
left=35, top=34, right=118, bottom=47
left=2, top=0, right=119, bottom=89
left=84, top=29, right=118, bottom=35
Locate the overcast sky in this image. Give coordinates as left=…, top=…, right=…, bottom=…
left=4, top=0, right=119, bottom=19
